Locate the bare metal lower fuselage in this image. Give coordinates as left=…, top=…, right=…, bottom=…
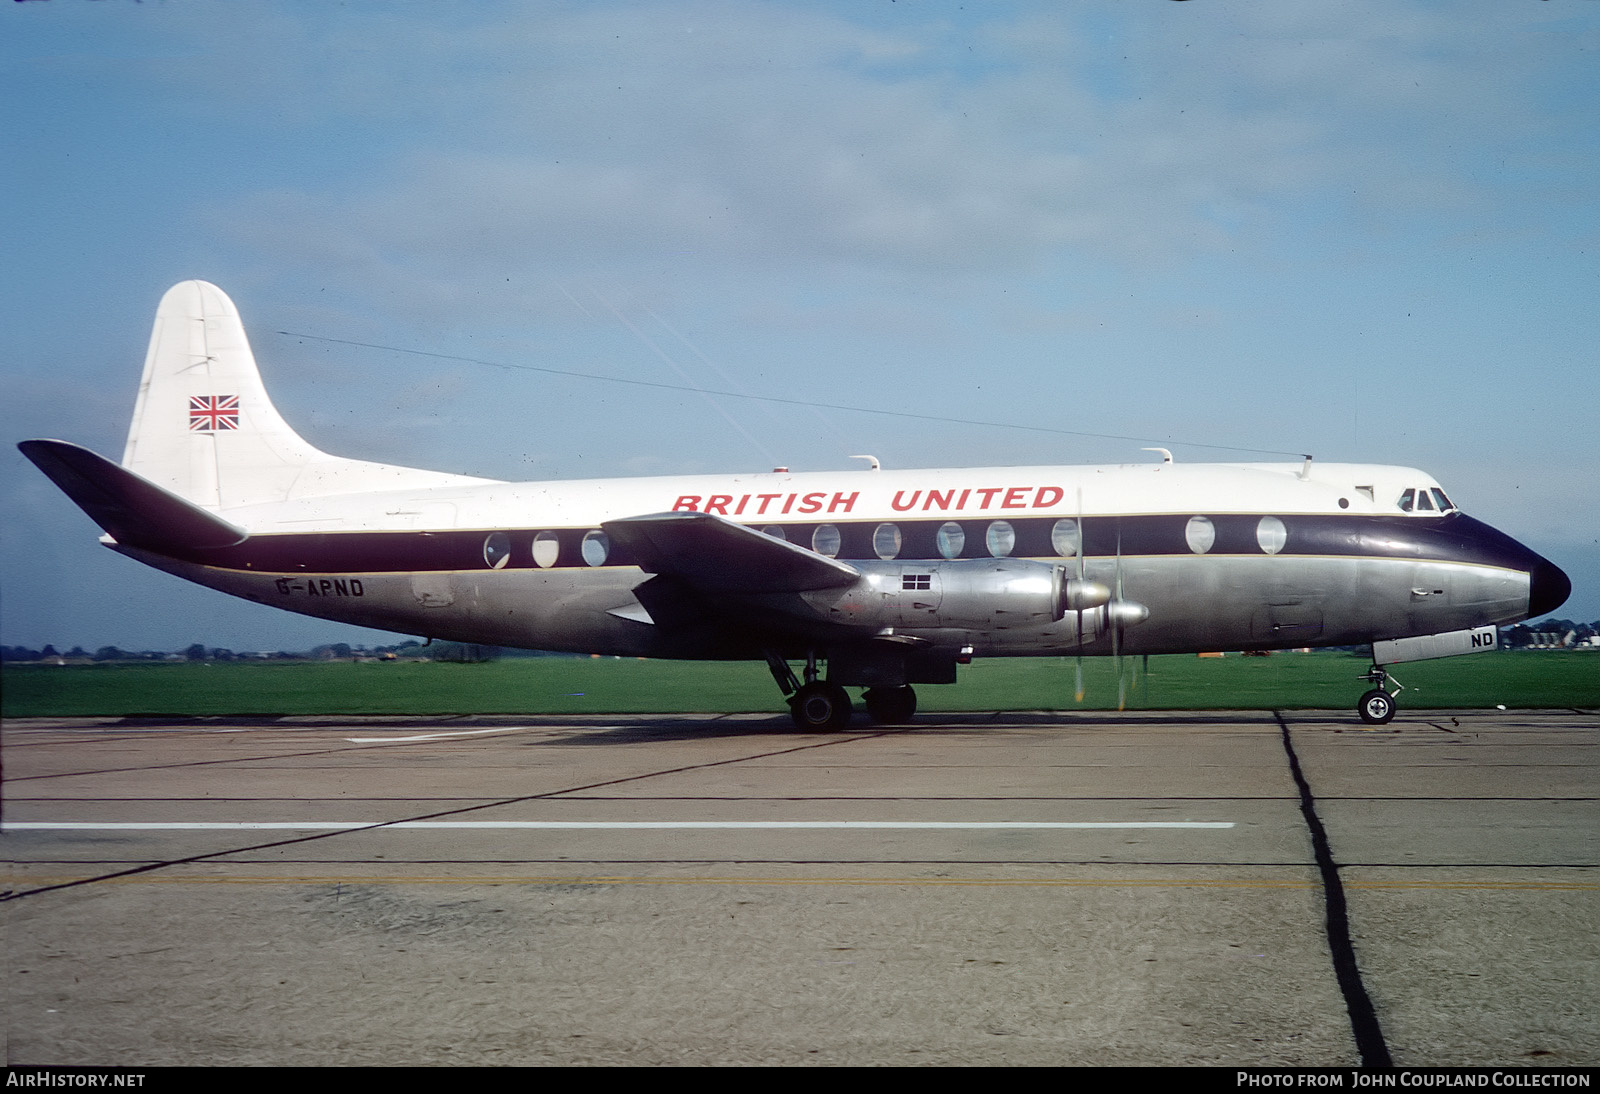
left=120, top=535, right=1536, bottom=661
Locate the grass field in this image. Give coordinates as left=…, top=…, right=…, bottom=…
left=2, top=651, right=1595, bottom=718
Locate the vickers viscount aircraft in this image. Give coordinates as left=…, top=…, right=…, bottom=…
left=20, top=282, right=1570, bottom=727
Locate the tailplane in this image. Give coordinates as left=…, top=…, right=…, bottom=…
left=120, top=281, right=493, bottom=510
left=20, top=439, right=248, bottom=553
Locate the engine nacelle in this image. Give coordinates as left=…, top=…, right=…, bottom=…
left=798, top=558, right=1112, bottom=631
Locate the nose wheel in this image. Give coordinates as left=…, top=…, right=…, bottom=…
left=1357, top=664, right=1401, bottom=725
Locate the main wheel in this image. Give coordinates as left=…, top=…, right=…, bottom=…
left=1357, top=688, right=1396, bottom=725
left=863, top=685, right=917, bottom=725
left=790, top=682, right=852, bottom=730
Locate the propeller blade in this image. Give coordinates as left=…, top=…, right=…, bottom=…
left=1114, top=523, right=1126, bottom=711
left=1074, top=488, right=1085, bottom=702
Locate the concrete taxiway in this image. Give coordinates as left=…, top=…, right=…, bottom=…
left=3, top=710, right=1595, bottom=1066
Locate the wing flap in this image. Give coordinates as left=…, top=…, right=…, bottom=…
left=603, top=511, right=859, bottom=593
left=19, top=439, right=248, bottom=552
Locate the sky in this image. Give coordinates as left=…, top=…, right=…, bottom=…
left=2, top=0, right=1596, bottom=654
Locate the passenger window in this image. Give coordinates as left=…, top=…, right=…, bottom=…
left=985, top=520, right=1015, bottom=558
left=483, top=532, right=511, bottom=569
left=531, top=531, right=560, bottom=568
left=1185, top=515, right=1215, bottom=555
left=812, top=524, right=841, bottom=558
left=1051, top=518, right=1080, bottom=559
left=1256, top=516, right=1287, bottom=555
left=873, top=523, right=902, bottom=560
left=581, top=530, right=609, bottom=566
left=761, top=525, right=787, bottom=542
left=936, top=522, right=965, bottom=559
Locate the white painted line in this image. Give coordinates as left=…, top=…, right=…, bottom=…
left=344, top=727, right=533, bottom=743
left=4, top=821, right=1233, bottom=831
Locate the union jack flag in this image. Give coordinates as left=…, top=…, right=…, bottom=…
left=189, top=395, right=239, bottom=432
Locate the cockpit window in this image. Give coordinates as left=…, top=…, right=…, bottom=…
left=1398, top=486, right=1456, bottom=515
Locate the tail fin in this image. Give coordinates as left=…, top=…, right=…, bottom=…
left=121, top=281, right=492, bottom=510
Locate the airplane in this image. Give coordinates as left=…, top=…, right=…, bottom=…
left=19, top=281, right=1571, bottom=728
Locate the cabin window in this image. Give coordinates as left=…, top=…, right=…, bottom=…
left=1256, top=516, right=1287, bottom=555
left=761, top=525, right=787, bottom=542
left=581, top=530, right=610, bottom=567
left=1185, top=515, right=1215, bottom=555
left=483, top=532, right=511, bottom=569
left=531, top=531, right=560, bottom=568
left=1431, top=488, right=1454, bottom=512
left=1416, top=490, right=1435, bottom=512
left=1398, top=489, right=1416, bottom=512
left=812, top=524, right=841, bottom=558
left=985, top=520, right=1015, bottom=558
left=1051, top=518, right=1080, bottom=559
left=936, top=522, right=965, bottom=559
left=873, top=523, right=902, bottom=560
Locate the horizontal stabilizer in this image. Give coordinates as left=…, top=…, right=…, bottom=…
left=603, top=510, right=860, bottom=593
left=19, top=439, right=247, bottom=552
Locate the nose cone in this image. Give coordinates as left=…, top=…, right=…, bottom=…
left=1528, top=558, right=1572, bottom=618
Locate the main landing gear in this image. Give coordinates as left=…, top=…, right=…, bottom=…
left=791, top=680, right=853, bottom=730
left=1357, top=664, right=1401, bottom=725
left=766, top=651, right=918, bottom=730
left=862, top=684, right=917, bottom=726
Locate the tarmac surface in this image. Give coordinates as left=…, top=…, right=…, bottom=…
left=3, top=709, right=1596, bottom=1067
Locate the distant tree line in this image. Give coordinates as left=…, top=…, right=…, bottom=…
left=0, top=640, right=576, bottom=663
left=1502, top=619, right=1598, bottom=648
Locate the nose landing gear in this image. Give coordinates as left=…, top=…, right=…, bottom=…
left=1357, top=664, right=1401, bottom=725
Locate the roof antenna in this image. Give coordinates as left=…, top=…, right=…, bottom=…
left=849, top=454, right=881, bottom=471
left=1142, top=447, right=1173, bottom=465
left=1299, top=454, right=1314, bottom=480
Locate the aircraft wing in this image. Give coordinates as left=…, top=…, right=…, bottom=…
left=603, top=510, right=860, bottom=593
left=18, top=439, right=248, bottom=552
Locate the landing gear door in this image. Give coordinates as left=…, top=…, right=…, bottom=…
left=1373, top=626, right=1497, bottom=664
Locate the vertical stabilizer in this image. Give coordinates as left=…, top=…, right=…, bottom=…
left=122, top=281, right=324, bottom=508
left=121, top=281, right=493, bottom=510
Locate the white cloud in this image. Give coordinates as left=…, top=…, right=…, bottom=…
left=188, top=2, right=1588, bottom=311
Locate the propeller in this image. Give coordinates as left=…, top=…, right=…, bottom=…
left=1113, top=526, right=1125, bottom=710
left=1058, top=497, right=1145, bottom=710
left=1075, top=488, right=1086, bottom=702
left=1060, top=489, right=1109, bottom=703
left=1104, top=519, right=1150, bottom=711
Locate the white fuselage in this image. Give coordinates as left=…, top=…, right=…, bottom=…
left=119, top=458, right=1542, bottom=665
